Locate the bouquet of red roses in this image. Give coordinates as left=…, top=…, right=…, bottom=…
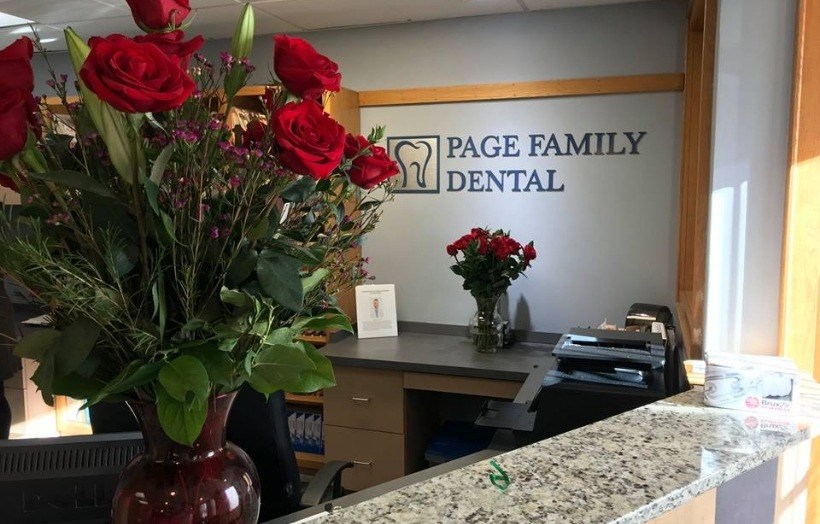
left=447, top=228, right=536, bottom=298
left=0, top=2, right=398, bottom=446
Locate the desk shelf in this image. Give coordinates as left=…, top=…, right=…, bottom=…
left=285, top=393, right=324, bottom=406
left=295, top=451, right=325, bottom=471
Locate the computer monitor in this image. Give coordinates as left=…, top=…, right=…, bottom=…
left=0, top=432, right=142, bottom=524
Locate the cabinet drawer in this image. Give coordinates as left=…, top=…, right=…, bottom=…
left=324, top=366, right=404, bottom=433
left=324, top=425, right=405, bottom=491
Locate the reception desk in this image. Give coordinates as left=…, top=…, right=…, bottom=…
left=274, top=327, right=814, bottom=524
left=318, top=326, right=553, bottom=491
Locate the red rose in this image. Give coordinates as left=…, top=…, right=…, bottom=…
left=344, top=134, right=399, bottom=189
left=243, top=119, right=267, bottom=148
left=272, top=101, right=345, bottom=179
left=0, top=172, right=18, bottom=192
left=452, top=234, right=473, bottom=251
left=446, top=244, right=458, bottom=256
left=274, top=35, right=341, bottom=100
left=0, top=92, right=31, bottom=161
left=0, top=37, right=34, bottom=94
left=523, top=243, right=537, bottom=266
left=133, top=30, right=204, bottom=69
left=80, top=34, right=195, bottom=113
left=125, top=0, right=191, bottom=32
left=490, top=235, right=521, bottom=260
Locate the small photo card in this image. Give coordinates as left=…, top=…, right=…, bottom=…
left=355, top=284, right=398, bottom=339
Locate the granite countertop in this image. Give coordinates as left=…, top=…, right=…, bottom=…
left=314, top=388, right=811, bottom=524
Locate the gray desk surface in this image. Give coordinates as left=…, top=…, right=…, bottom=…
left=322, top=330, right=554, bottom=382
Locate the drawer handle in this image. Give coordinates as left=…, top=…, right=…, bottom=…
left=353, top=460, right=373, bottom=467
left=351, top=397, right=370, bottom=404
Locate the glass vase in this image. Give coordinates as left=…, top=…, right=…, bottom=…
left=112, top=392, right=260, bottom=523
left=469, top=294, right=504, bottom=353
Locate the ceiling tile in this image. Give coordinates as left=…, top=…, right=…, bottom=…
left=186, top=5, right=301, bottom=39
left=0, top=0, right=127, bottom=25
left=522, top=0, right=655, bottom=9
left=0, top=23, right=64, bottom=51
left=252, top=0, right=523, bottom=30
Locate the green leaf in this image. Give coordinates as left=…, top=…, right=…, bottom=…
left=264, top=327, right=294, bottom=347
left=144, top=178, right=161, bottom=216
left=280, top=342, right=336, bottom=393
left=227, top=250, right=257, bottom=287
left=181, top=318, right=207, bottom=334
left=248, top=219, right=268, bottom=241
left=27, top=170, right=114, bottom=198
left=160, top=211, right=177, bottom=243
left=156, top=384, right=207, bottom=446
left=187, top=348, right=234, bottom=387
left=54, top=318, right=101, bottom=375
left=52, top=373, right=106, bottom=400
left=32, top=355, right=56, bottom=406
left=14, top=329, right=60, bottom=360
left=247, top=344, right=316, bottom=394
left=302, top=268, right=330, bottom=295
left=152, top=279, right=167, bottom=341
left=220, top=287, right=254, bottom=310
left=108, top=240, right=138, bottom=277
left=292, top=313, right=353, bottom=334
left=158, top=355, right=210, bottom=404
left=281, top=176, right=316, bottom=203
left=85, top=360, right=164, bottom=406
left=257, top=250, right=303, bottom=311
left=151, top=144, right=174, bottom=185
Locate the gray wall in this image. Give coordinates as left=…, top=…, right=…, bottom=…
left=31, top=0, right=688, bottom=334
left=705, top=0, right=796, bottom=356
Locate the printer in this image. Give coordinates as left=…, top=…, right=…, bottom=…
left=477, top=303, right=690, bottom=447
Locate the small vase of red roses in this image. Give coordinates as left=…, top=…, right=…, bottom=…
left=446, top=228, right=536, bottom=352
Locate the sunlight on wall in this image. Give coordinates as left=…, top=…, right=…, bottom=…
left=705, top=180, right=748, bottom=355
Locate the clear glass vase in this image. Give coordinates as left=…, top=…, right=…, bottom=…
left=469, top=294, right=504, bottom=353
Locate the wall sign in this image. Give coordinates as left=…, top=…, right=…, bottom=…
left=388, top=131, right=647, bottom=194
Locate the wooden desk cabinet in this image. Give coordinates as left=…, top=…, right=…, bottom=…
left=323, top=365, right=522, bottom=491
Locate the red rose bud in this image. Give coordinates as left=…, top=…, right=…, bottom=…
left=0, top=172, right=19, bottom=192
left=125, top=0, right=191, bottom=32
left=446, top=244, right=458, bottom=256
left=242, top=119, right=267, bottom=147
left=272, top=100, right=345, bottom=180
left=0, top=92, right=32, bottom=161
left=0, top=37, right=34, bottom=94
left=345, top=134, right=398, bottom=189
left=274, top=35, right=341, bottom=100
left=80, top=34, right=196, bottom=113
left=133, top=30, right=204, bottom=69
left=523, top=243, right=537, bottom=265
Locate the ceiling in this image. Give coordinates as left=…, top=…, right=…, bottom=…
left=0, top=0, right=653, bottom=51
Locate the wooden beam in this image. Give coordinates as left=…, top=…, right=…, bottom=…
left=779, top=1, right=820, bottom=522
left=675, top=0, right=715, bottom=360
left=689, top=0, right=706, bottom=32
left=358, top=73, right=684, bottom=107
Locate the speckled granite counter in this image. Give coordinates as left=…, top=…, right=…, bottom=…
left=312, top=388, right=811, bottom=524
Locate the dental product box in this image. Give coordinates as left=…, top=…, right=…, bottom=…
left=704, top=353, right=798, bottom=415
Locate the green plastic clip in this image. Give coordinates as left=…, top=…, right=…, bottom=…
left=488, top=459, right=511, bottom=491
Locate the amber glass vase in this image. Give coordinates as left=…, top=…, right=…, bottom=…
left=112, top=392, right=260, bottom=523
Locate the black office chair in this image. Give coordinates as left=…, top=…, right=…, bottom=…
left=90, top=385, right=351, bottom=521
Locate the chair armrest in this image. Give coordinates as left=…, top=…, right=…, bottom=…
left=299, top=460, right=353, bottom=508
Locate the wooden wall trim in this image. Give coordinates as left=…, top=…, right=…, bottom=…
left=780, top=0, right=820, bottom=378
left=675, top=0, right=715, bottom=360
left=779, top=1, right=820, bottom=522
left=358, top=73, right=684, bottom=107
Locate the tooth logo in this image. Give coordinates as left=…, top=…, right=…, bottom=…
left=387, top=136, right=440, bottom=193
